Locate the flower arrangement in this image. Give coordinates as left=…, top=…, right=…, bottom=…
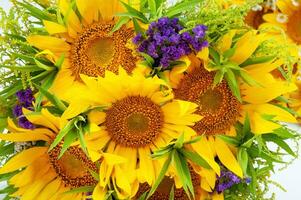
left=0, top=0, right=300, bottom=200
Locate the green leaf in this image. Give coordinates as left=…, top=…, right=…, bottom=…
left=262, top=134, right=296, bottom=157
left=247, top=147, right=284, bottom=163
left=140, top=52, right=155, bottom=66
left=55, top=54, right=65, bottom=69
left=173, top=151, right=194, bottom=199
left=147, top=154, right=172, bottom=199
left=34, top=83, right=67, bottom=112
left=178, top=149, right=211, bottom=169
left=165, top=0, right=201, bottom=18
left=237, top=148, right=248, bottom=175
left=213, top=69, right=225, bottom=86
left=133, top=18, right=144, bottom=34
left=174, top=133, right=185, bottom=149
left=120, top=2, right=148, bottom=23
left=184, top=136, right=202, bottom=145
left=169, top=184, right=175, bottom=200
left=17, top=1, right=53, bottom=20
left=209, top=47, right=220, bottom=64
left=2, top=65, right=43, bottom=72
left=240, top=71, right=261, bottom=87
left=217, top=135, right=240, bottom=146
left=34, top=59, right=54, bottom=71
left=138, top=192, right=148, bottom=200
left=63, top=186, right=94, bottom=194
left=58, top=129, right=78, bottom=158
left=110, top=16, right=130, bottom=34
left=240, top=56, right=275, bottom=67
left=148, top=0, right=157, bottom=17
left=223, top=46, right=237, bottom=58
left=88, top=169, right=100, bottom=181
left=242, top=135, right=257, bottom=148
left=225, top=69, right=241, bottom=102
left=78, top=125, right=88, bottom=155
left=273, top=127, right=295, bottom=139
left=0, top=143, right=15, bottom=156
left=35, top=71, right=57, bottom=111
left=49, top=118, right=76, bottom=151
left=242, top=113, right=251, bottom=137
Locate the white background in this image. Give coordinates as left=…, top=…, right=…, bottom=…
left=0, top=0, right=301, bottom=199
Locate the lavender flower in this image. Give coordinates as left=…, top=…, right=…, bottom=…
left=215, top=170, right=241, bottom=193
left=133, top=17, right=208, bottom=69
left=13, top=88, right=35, bottom=129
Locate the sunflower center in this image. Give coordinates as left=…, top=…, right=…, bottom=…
left=70, top=21, right=138, bottom=80
left=87, top=37, right=115, bottom=66
left=105, top=96, right=164, bottom=147
left=48, top=146, right=97, bottom=188
left=287, top=8, right=301, bottom=44
left=197, top=89, right=223, bottom=112
left=245, top=9, right=266, bottom=29
left=174, top=67, right=241, bottom=135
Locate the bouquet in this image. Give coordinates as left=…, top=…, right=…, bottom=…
left=0, top=0, right=300, bottom=199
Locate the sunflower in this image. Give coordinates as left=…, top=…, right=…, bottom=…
left=0, top=109, right=98, bottom=200
left=60, top=68, right=203, bottom=198
left=261, top=0, right=301, bottom=49
left=27, top=0, right=140, bottom=100
left=162, top=30, right=297, bottom=193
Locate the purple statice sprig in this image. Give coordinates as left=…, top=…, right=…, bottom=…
left=133, top=17, right=208, bottom=69
left=215, top=169, right=251, bottom=194
left=216, top=170, right=241, bottom=193
left=13, top=88, right=35, bottom=129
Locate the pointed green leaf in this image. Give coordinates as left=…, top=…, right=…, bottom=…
left=217, top=135, right=240, bottom=146
left=147, top=153, right=172, bottom=199
left=240, top=56, right=275, bottom=67
left=240, top=71, right=261, bottom=87
left=262, top=134, right=296, bottom=157
left=173, top=151, right=194, bottom=199
left=58, top=130, right=78, bottom=158
left=63, top=186, right=94, bottom=194
left=120, top=1, right=148, bottom=23
left=169, top=184, right=174, bottom=200
left=55, top=54, right=65, bottom=69
left=174, top=133, right=185, bottom=149
left=34, top=59, right=54, bottom=71
left=34, top=83, right=67, bottom=112
left=178, top=149, right=211, bottom=169
left=49, top=118, right=76, bottom=151
left=237, top=148, right=248, bottom=175
left=148, top=0, right=157, bottom=17
left=165, top=0, right=201, bottom=18
left=110, top=16, right=130, bottom=34
left=225, top=69, right=241, bottom=102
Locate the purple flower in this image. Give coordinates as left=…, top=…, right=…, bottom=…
left=16, top=88, right=34, bottom=104
left=13, top=88, right=36, bottom=130
left=18, top=117, right=35, bottom=129
left=215, top=170, right=241, bottom=193
left=13, top=105, right=23, bottom=117
left=134, top=17, right=208, bottom=69
left=133, top=33, right=143, bottom=44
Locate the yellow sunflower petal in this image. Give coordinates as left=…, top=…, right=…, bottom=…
left=59, top=0, right=82, bottom=33
left=242, top=76, right=297, bottom=104
left=191, top=137, right=220, bottom=175
left=76, top=0, right=98, bottom=24
left=212, top=192, right=224, bottom=200
left=276, top=0, right=293, bottom=14
left=43, top=20, right=67, bottom=34
left=0, top=147, right=47, bottom=174
left=137, top=147, right=155, bottom=185
left=92, top=184, right=107, bottom=200
left=22, top=108, right=58, bottom=132
left=214, top=137, right=243, bottom=178
left=0, top=132, right=49, bottom=142
left=97, top=0, right=124, bottom=20
left=36, top=178, right=61, bottom=200
left=217, top=30, right=236, bottom=52
left=27, top=35, right=70, bottom=53
left=62, top=101, right=90, bottom=120
left=230, top=31, right=267, bottom=65
left=88, top=110, right=106, bottom=125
